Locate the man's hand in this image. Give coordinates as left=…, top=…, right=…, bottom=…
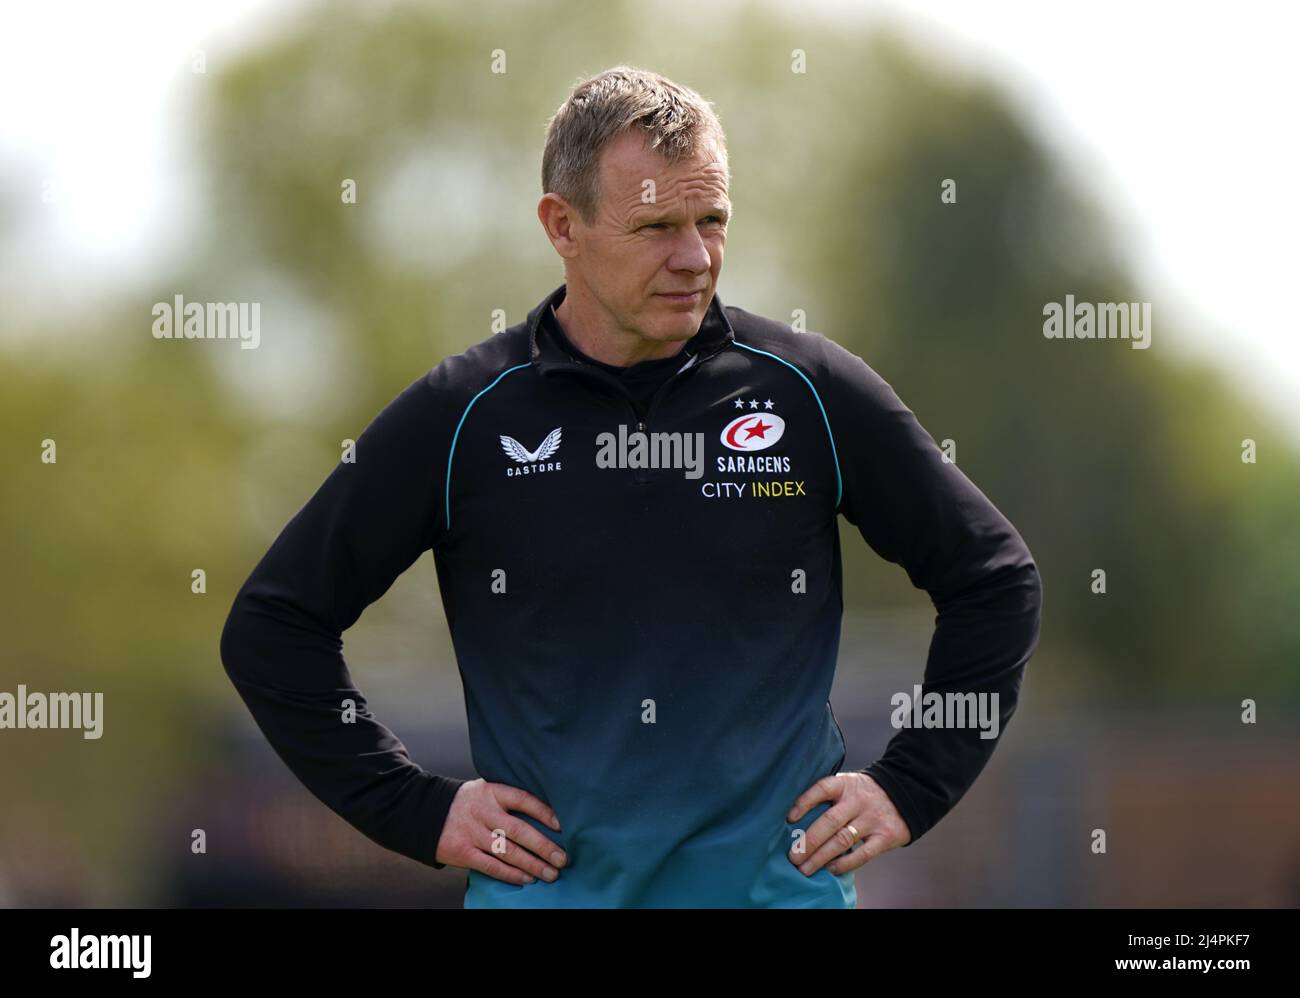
left=787, top=771, right=911, bottom=877
left=435, top=779, right=568, bottom=885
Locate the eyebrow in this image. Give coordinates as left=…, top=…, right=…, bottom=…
left=634, top=204, right=731, bottom=225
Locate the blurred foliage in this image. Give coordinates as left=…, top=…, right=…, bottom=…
left=2, top=0, right=1297, bottom=901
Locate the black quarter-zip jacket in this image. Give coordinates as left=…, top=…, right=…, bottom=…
left=219, top=282, right=1044, bottom=908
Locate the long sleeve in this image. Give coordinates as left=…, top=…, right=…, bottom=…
left=219, top=371, right=466, bottom=869
left=816, top=335, right=1043, bottom=846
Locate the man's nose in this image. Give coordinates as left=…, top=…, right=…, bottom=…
left=666, top=226, right=712, bottom=273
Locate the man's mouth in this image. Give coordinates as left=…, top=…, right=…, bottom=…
left=656, top=290, right=702, bottom=303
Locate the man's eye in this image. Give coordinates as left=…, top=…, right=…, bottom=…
left=640, top=219, right=724, bottom=230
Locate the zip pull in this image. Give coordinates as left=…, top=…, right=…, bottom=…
left=637, top=420, right=646, bottom=434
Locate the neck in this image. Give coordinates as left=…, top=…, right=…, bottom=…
left=554, top=283, right=689, bottom=367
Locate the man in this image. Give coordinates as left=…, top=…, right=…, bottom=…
left=220, top=66, right=1043, bottom=908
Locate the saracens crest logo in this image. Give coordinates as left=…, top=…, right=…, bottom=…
left=500, top=427, right=563, bottom=476
left=720, top=412, right=786, bottom=452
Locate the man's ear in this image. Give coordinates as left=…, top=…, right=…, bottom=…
left=538, top=193, right=581, bottom=260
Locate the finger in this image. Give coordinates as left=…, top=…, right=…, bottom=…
left=468, top=849, right=537, bottom=887
left=827, top=832, right=888, bottom=876
left=790, top=800, right=857, bottom=866
left=797, top=814, right=868, bottom=877
left=493, top=783, right=562, bottom=831
left=474, top=820, right=559, bottom=882
left=499, top=814, right=566, bottom=875
left=786, top=775, right=841, bottom=823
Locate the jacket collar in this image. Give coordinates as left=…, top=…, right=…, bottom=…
left=527, top=283, right=735, bottom=377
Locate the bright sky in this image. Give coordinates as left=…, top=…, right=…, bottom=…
left=2, top=0, right=1296, bottom=438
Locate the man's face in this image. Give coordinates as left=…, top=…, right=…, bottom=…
left=553, top=129, right=731, bottom=348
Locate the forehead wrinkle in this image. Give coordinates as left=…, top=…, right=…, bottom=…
left=605, top=143, right=727, bottom=191
left=618, top=172, right=730, bottom=220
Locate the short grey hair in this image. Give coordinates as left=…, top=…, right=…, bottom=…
left=541, top=65, right=730, bottom=225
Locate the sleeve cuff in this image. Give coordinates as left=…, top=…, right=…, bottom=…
left=860, top=764, right=924, bottom=847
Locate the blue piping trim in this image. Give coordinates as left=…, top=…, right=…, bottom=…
left=445, top=362, right=532, bottom=531
left=732, top=341, right=842, bottom=509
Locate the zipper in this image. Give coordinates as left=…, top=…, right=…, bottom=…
left=563, top=343, right=725, bottom=482
left=636, top=361, right=685, bottom=431
left=826, top=698, right=848, bottom=776
left=629, top=349, right=715, bottom=482
left=572, top=368, right=648, bottom=430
